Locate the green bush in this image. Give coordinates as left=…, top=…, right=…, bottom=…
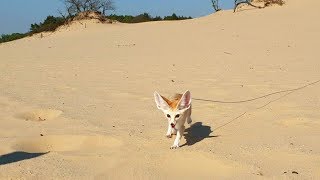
left=163, top=13, right=192, bottom=21
left=30, top=16, right=66, bottom=33
left=0, top=33, right=28, bottom=43
left=0, top=15, right=67, bottom=44
left=107, top=13, right=192, bottom=23
left=164, top=13, right=179, bottom=20
left=131, top=13, right=152, bottom=23
left=107, top=14, right=135, bottom=23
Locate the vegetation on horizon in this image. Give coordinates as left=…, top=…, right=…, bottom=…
left=1, top=0, right=285, bottom=43
left=0, top=16, right=67, bottom=43
left=62, top=0, right=115, bottom=16
left=234, top=0, right=285, bottom=12
left=30, top=16, right=66, bottom=34
left=107, top=13, right=191, bottom=23
left=0, top=33, right=28, bottom=43
left=0, top=0, right=194, bottom=43
left=0, top=12, right=192, bottom=44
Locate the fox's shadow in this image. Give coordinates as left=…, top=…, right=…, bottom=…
left=181, top=122, right=219, bottom=147
left=0, top=151, right=49, bottom=165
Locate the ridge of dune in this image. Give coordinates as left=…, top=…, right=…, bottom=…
left=1, top=0, right=320, bottom=179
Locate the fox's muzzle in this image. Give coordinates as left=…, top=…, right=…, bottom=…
left=170, top=123, right=175, bottom=128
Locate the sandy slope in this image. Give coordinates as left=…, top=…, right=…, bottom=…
left=1, top=0, right=320, bottom=179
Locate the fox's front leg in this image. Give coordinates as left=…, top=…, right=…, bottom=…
left=166, top=124, right=173, bottom=138
left=171, top=128, right=177, bottom=135
left=170, top=125, right=185, bottom=149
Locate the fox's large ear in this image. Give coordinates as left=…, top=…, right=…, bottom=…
left=154, top=91, right=169, bottom=110
left=178, top=90, right=191, bottom=110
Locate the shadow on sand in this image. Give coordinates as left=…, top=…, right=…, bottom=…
left=0, top=151, right=49, bottom=165
left=181, top=122, right=219, bottom=147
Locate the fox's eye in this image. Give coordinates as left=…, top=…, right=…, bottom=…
left=175, top=114, right=180, bottom=118
left=166, top=114, right=171, bottom=118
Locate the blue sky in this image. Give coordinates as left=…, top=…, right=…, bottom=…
left=0, top=0, right=234, bottom=34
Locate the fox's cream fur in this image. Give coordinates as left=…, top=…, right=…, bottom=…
left=154, top=90, right=192, bottom=149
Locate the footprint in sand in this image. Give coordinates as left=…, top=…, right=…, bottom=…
left=278, top=117, right=320, bottom=127
left=17, top=109, right=63, bottom=121
left=12, top=135, right=122, bottom=153
left=54, top=86, right=77, bottom=93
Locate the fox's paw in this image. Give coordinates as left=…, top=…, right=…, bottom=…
left=170, top=144, right=180, bottom=149
left=166, top=134, right=172, bottom=138
left=171, top=129, right=177, bottom=135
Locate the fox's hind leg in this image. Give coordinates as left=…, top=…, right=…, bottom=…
left=187, top=116, right=192, bottom=124
left=187, top=105, right=192, bottom=124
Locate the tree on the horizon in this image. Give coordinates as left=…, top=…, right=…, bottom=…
left=211, top=0, right=221, bottom=12
left=62, top=0, right=115, bottom=16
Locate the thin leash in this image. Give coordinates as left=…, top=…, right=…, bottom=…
left=193, top=79, right=320, bottom=104
left=192, top=79, right=320, bottom=131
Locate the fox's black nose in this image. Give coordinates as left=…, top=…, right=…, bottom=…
left=170, top=123, right=175, bottom=128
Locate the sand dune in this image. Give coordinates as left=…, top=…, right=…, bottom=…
left=1, top=0, right=320, bottom=179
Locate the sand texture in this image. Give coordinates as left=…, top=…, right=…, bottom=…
left=1, top=0, right=320, bottom=179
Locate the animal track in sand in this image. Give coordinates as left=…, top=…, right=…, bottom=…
left=54, top=85, right=77, bottom=93
left=278, top=117, right=320, bottom=127
left=17, top=109, right=63, bottom=121
left=12, top=135, right=122, bottom=153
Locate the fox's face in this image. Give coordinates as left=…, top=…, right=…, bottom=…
left=154, top=90, right=191, bottom=128
left=161, top=108, right=187, bottom=128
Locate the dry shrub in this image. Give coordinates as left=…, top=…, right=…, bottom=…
left=72, top=11, right=114, bottom=23
left=253, top=0, right=285, bottom=6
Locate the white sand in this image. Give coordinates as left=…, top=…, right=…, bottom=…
left=0, top=0, right=320, bottom=179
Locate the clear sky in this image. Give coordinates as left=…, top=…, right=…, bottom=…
left=0, top=0, right=234, bottom=35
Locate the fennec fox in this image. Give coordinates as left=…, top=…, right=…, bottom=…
left=154, top=90, right=192, bottom=149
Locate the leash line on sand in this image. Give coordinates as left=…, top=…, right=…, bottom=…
left=213, top=91, right=295, bottom=131
left=213, top=112, right=247, bottom=131
left=193, top=79, right=320, bottom=104
left=205, top=79, right=320, bottom=131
